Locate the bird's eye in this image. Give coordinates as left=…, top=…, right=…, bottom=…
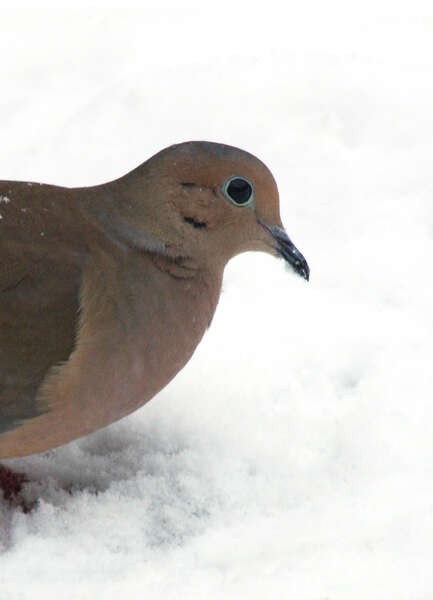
left=223, top=176, right=254, bottom=207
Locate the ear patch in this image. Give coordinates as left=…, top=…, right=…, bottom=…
left=183, top=216, right=207, bottom=229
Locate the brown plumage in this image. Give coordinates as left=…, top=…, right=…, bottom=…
left=0, top=141, right=309, bottom=459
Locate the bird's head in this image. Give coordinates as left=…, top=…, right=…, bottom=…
left=83, top=141, right=309, bottom=280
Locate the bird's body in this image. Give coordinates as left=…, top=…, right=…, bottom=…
left=0, top=141, right=309, bottom=459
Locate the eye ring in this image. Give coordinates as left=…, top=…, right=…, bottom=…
left=223, top=176, right=254, bottom=207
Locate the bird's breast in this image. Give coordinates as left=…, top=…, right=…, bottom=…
left=0, top=251, right=222, bottom=458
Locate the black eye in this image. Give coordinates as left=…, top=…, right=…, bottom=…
left=223, top=176, right=254, bottom=206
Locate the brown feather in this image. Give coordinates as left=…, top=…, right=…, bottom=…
left=0, top=141, right=305, bottom=458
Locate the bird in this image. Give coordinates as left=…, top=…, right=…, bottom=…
left=0, top=141, right=309, bottom=460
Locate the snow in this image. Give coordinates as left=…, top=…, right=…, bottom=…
left=1, top=6, right=433, bottom=599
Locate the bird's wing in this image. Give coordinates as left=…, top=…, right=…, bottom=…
left=0, top=181, right=88, bottom=432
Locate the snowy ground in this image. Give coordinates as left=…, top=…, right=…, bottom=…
left=1, top=7, right=433, bottom=599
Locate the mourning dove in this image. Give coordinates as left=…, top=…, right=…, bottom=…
left=0, top=141, right=309, bottom=459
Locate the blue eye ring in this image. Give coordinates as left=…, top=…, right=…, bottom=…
left=223, top=176, right=254, bottom=207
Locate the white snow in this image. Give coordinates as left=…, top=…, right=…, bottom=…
left=1, top=6, right=433, bottom=600
left=0, top=197, right=10, bottom=204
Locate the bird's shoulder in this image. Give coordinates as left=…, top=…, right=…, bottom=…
left=0, top=180, right=88, bottom=309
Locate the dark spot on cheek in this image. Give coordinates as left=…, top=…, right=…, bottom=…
left=183, top=216, right=207, bottom=229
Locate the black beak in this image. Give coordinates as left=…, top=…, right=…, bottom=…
left=260, top=221, right=310, bottom=281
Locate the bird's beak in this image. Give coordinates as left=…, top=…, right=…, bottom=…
left=259, top=220, right=310, bottom=281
